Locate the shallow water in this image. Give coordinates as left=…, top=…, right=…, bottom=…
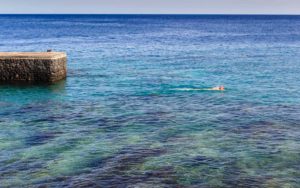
left=1, top=15, right=300, bottom=187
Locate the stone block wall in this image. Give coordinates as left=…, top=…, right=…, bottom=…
left=0, top=52, right=67, bottom=84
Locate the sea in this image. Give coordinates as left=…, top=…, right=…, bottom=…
left=0, top=15, right=300, bottom=187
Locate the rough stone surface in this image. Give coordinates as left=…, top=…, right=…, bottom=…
left=0, top=52, right=67, bottom=84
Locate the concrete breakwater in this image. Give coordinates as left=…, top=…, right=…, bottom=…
left=0, top=52, right=67, bottom=84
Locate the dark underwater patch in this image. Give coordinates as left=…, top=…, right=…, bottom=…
left=182, top=155, right=218, bottom=167
left=32, top=147, right=181, bottom=187
left=25, top=131, right=62, bottom=146
left=0, top=159, right=45, bottom=180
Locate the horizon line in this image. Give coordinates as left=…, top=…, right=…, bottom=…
left=0, top=13, right=300, bottom=16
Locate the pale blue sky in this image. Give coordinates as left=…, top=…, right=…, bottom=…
left=0, top=0, right=299, bottom=14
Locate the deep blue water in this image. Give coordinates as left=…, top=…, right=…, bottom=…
left=1, top=15, right=300, bottom=187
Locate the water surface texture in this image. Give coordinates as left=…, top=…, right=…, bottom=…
left=1, top=15, right=300, bottom=187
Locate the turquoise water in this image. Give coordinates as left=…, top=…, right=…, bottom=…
left=1, top=15, right=300, bottom=187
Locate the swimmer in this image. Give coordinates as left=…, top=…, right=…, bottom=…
left=173, top=86, right=225, bottom=91
left=209, top=85, right=225, bottom=91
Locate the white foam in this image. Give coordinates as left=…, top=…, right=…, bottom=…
left=172, top=88, right=207, bottom=91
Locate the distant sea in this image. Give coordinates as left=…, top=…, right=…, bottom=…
left=1, top=15, right=300, bottom=187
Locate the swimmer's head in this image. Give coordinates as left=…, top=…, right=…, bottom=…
left=219, top=86, right=225, bottom=90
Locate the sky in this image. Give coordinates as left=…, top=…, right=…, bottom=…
left=0, top=0, right=300, bottom=14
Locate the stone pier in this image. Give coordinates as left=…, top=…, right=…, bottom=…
left=0, top=52, right=67, bottom=84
